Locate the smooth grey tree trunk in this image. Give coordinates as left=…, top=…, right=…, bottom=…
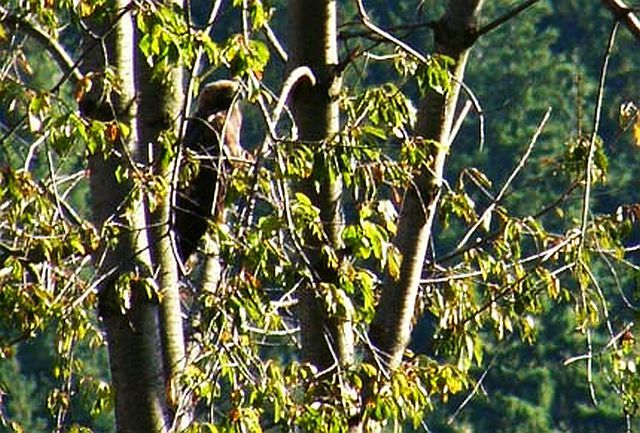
left=135, top=1, right=188, bottom=426
left=346, top=2, right=485, bottom=432
left=81, top=2, right=171, bottom=432
left=289, top=0, right=354, bottom=370
left=367, top=0, right=485, bottom=368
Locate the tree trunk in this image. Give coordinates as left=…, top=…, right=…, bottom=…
left=135, top=1, right=188, bottom=425
left=368, top=0, right=485, bottom=368
left=289, top=0, right=354, bottom=370
left=81, top=2, right=171, bottom=432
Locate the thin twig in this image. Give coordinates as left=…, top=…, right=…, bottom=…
left=355, top=0, right=430, bottom=64
left=573, top=23, right=618, bottom=406
left=455, top=107, right=552, bottom=251
left=461, top=262, right=576, bottom=327
left=600, top=0, right=640, bottom=40
left=451, top=78, right=485, bottom=150
left=579, top=21, right=618, bottom=247
left=338, top=19, right=434, bottom=41
left=597, top=249, right=640, bottom=310
left=0, top=2, right=136, bottom=145
left=448, top=357, right=496, bottom=424
left=475, top=0, right=543, bottom=38
left=241, top=0, right=251, bottom=42
left=0, top=6, right=83, bottom=82
left=585, top=314, right=598, bottom=405
left=240, top=66, right=315, bottom=230
left=263, top=22, right=288, bottom=62
left=604, top=322, right=635, bottom=351
left=584, top=263, right=615, bottom=342
left=448, top=100, right=472, bottom=144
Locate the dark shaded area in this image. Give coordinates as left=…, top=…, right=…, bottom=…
left=174, top=80, right=244, bottom=260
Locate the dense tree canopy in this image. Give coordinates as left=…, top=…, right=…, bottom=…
left=0, top=0, right=640, bottom=432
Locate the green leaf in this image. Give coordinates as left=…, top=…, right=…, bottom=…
left=387, top=245, right=402, bottom=281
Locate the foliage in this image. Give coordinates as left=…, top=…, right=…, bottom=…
left=1, top=0, right=640, bottom=431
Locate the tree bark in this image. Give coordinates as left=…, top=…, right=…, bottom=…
left=289, top=0, right=354, bottom=370
left=81, top=2, right=171, bottom=432
left=368, top=0, right=485, bottom=369
left=600, top=0, right=640, bottom=39
left=135, top=1, right=187, bottom=425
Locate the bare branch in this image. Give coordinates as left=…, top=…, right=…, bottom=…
left=579, top=21, right=619, bottom=248
left=455, top=107, right=552, bottom=251
left=448, top=100, right=472, bottom=144
left=576, top=22, right=620, bottom=404
left=601, top=0, right=640, bottom=40
left=263, top=22, right=288, bottom=62
left=448, top=357, right=496, bottom=424
left=0, top=6, right=82, bottom=83
left=475, top=0, right=542, bottom=38
left=338, top=20, right=435, bottom=41
left=354, top=0, right=430, bottom=64
left=453, top=78, right=485, bottom=150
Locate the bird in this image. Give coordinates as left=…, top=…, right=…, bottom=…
left=173, top=80, right=244, bottom=261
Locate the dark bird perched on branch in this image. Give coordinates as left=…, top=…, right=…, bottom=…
left=174, top=80, right=245, bottom=261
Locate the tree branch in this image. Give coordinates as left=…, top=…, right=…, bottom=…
left=0, top=6, right=82, bottom=83
left=455, top=107, right=552, bottom=252
left=354, top=0, right=430, bottom=64
left=579, top=21, right=618, bottom=249
left=600, top=0, right=640, bottom=40
left=475, top=0, right=542, bottom=38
